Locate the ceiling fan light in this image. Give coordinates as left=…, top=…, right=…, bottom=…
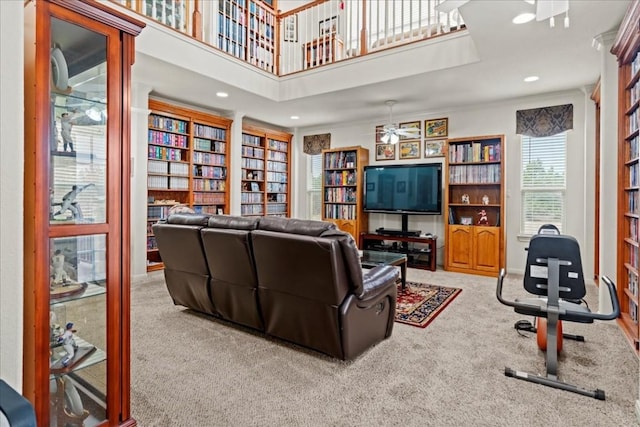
left=381, top=133, right=390, bottom=143
left=390, top=133, right=399, bottom=144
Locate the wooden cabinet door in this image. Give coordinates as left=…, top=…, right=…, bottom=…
left=447, top=226, right=473, bottom=269
left=473, top=227, right=500, bottom=273
left=333, top=219, right=358, bottom=241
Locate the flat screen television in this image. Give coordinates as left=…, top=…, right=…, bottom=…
left=363, top=163, right=442, bottom=215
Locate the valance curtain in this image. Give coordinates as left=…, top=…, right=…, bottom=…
left=303, top=133, right=331, bottom=155
left=516, top=104, right=573, bottom=137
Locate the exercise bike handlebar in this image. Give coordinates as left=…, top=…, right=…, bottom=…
left=496, top=269, right=621, bottom=322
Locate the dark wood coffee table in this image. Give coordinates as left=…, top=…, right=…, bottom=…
left=360, top=250, right=407, bottom=290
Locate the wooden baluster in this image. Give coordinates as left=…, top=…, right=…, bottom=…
left=192, top=0, right=202, bottom=41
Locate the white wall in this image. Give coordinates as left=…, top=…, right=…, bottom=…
left=0, top=0, right=24, bottom=391
left=294, top=89, right=593, bottom=276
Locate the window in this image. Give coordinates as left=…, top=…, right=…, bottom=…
left=307, top=154, right=322, bottom=220
left=520, top=133, right=566, bottom=235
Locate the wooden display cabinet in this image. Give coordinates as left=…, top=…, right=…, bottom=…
left=241, top=124, right=292, bottom=218
left=23, top=1, right=144, bottom=425
left=321, top=146, right=369, bottom=241
left=612, top=1, right=640, bottom=353
left=444, top=135, right=505, bottom=276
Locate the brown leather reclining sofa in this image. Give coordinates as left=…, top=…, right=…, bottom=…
left=152, top=214, right=399, bottom=360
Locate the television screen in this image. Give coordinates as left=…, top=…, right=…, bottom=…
left=363, top=163, right=442, bottom=214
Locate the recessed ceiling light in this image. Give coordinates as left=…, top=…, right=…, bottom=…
left=513, top=13, right=535, bottom=24
left=216, top=92, right=229, bottom=98
left=290, top=115, right=299, bottom=120
left=524, top=76, right=539, bottom=82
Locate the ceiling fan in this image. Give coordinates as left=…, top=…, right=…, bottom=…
left=377, top=100, right=420, bottom=144
left=436, top=0, right=569, bottom=26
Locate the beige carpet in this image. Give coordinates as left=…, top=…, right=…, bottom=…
left=130, top=269, right=639, bottom=426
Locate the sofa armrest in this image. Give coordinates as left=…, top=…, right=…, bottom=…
left=360, top=265, right=399, bottom=301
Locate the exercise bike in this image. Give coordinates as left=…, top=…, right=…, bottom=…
left=496, top=231, right=620, bottom=399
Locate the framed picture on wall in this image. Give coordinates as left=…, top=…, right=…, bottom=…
left=375, top=125, right=384, bottom=143
left=399, top=141, right=420, bottom=159
left=424, top=118, right=448, bottom=138
left=376, top=143, right=395, bottom=161
left=399, top=121, right=421, bottom=140
left=424, top=140, right=446, bottom=157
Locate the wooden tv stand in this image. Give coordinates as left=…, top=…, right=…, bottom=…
left=359, top=233, right=437, bottom=271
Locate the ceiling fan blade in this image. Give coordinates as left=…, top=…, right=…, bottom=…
left=397, top=129, right=421, bottom=137
left=435, top=0, right=471, bottom=13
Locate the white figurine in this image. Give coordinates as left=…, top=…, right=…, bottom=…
left=54, top=183, right=94, bottom=218
left=461, top=193, right=470, bottom=204
left=482, top=194, right=490, bottom=205
left=51, top=249, right=70, bottom=285
left=57, top=322, right=77, bottom=367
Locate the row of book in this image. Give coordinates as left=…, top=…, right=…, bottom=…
left=248, top=18, right=274, bottom=39
left=147, top=176, right=189, bottom=190
left=629, top=191, right=638, bottom=214
left=193, top=151, right=225, bottom=166
left=193, top=178, right=226, bottom=191
left=628, top=270, right=639, bottom=297
left=242, top=133, right=262, bottom=146
left=194, top=138, right=226, bottom=153
left=217, top=36, right=247, bottom=60
left=449, top=164, right=501, bottom=184
left=193, top=124, right=226, bottom=140
left=147, top=205, right=173, bottom=220
left=193, top=205, right=219, bottom=215
left=267, top=171, right=287, bottom=183
left=267, top=160, right=287, bottom=172
left=324, top=170, right=356, bottom=186
left=242, top=146, right=264, bottom=158
left=218, top=15, right=248, bottom=44
left=449, top=142, right=501, bottom=163
left=194, top=165, right=226, bottom=179
left=266, top=182, right=287, bottom=193
left=241, top=192, right=263, bottom=203
left=147, top=236, right=157, bottom=250
left=148, top=115, right=188, bottom=134
left=148, top=130, right=189, bottom=148
left=193, top=192, right=225, bottom=204
left=267, top=150, right=286, bottom=162
left=324, top=151, right=357, bottom=169
left=630, top=79, right=640, bottom=105
left=266, top=204, right=287, bottom=214
left=268, top=139, right=288, bottom=152
left=630, top=108, right=639, bottom=134
left=324, top=187, right=356, bottom=203
left=148, top=145, right=185, bottom=162
left=242, top=158, right=264, bottom=170
left=632, top=50, right=640, bottom=76
left=324, top=204, right=356, bottom=220
left=248, top=1, right=274, bottom=23
left=630, top=163, right=639, bottom=187
left=241, top=204, right=264, bottom=215
left=219, top=0, right=247, bottom=22
left=629, top=244, right=638, bottom=269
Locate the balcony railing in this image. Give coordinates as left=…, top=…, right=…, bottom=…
left=114, top=0, right=464, bottom=76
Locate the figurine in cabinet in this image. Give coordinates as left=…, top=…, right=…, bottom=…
left=51, top=249, right=70, bottom=285
left=53, top=183, right=94, bottom=219
left=482, top=194, right=490, bottom=205
left=60, top=112, right=75, bottom=152
left=461, top=193, right=470, bottom=204
left=56, top=322, right=78, bottom=367
left=477, top=209, right=489, bottom=225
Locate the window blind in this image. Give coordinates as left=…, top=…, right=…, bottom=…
left=307, top=153, right=323, bottom=220
left=520, top=133, right=566, bottom=235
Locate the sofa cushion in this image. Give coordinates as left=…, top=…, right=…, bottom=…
left=167, top=213, right=211, bottom=226
left=319, top=228, right=364, bottom=296
left=257, top=216, right=336, bottom=236
left=208, top=215, right=259, bottom=230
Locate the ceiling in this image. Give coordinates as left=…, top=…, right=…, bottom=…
left=131, top=0, right=630, bottom=130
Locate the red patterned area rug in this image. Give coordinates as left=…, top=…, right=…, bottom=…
left=395, top=282, right=462, bottom=328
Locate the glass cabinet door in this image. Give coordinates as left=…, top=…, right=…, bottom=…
left=48, top=16, right=109, bottom=427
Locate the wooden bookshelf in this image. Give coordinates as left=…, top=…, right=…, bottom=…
left=241, top=124, right=292, bottom=217
left=612, top=1, right=640, bottom=353
left=147, top=100, right=232, bottom=271
left=217, top=0, right=277, bottom=73
left=304, top=34, right=344, bottom=68
left=321, top=146, right=369, bottom=241
left=444, top=135, right=505, bottom=277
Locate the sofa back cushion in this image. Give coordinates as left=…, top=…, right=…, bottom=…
left=201, top=216, right=262, bottom=330
left=152, top=218, right=215, bottom=315
left=257, top=216, right=336, bottom=236
left=251, top=230, right=350, bottom=358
